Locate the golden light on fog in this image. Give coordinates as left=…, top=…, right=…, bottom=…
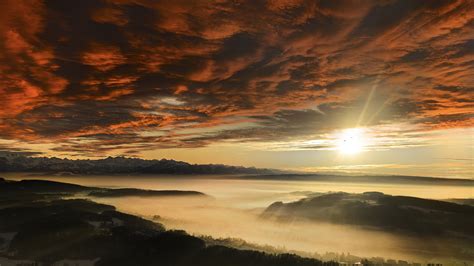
left=336, top=128, right=367, bottom=155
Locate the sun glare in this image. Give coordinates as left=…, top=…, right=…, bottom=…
left=336, top=128, right=367, bottom=155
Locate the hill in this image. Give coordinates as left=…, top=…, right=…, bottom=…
left=0, top=179, right=330, bottom=266
left=262, top=192, right=474, bottom=237
left=0, top=179, right=207, bottom=206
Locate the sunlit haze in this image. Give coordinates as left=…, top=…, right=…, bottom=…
left=336, top=128, right=368, bottom=155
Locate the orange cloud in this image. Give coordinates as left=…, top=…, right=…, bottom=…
left=82, top=44, right=127, bottom=71
left=0, top=0, right=472, bottom=156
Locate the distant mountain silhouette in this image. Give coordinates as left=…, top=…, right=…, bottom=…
left=0, top=151, right=277, bottom=175
left=262, top=192, right=474, bottom=237
left=243, top=173, right=474, bottom=186
left=2, top=152, right=470, bottom=186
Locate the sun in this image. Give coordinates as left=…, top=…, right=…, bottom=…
left=336, top=128, right=367, bottom=155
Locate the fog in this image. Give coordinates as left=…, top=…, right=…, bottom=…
left=92, top=194, right=457, bottom=262
left=7, top=174, right=473, bottom=201
left=5, top=174, right=473, bottom=262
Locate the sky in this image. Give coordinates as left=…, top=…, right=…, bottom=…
left=0, top=0, right=473, bottom=178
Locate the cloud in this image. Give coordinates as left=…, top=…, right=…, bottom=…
left=0, top=148, right=43, bottom=157
left=81, top=43, right=127, bottom=71
left=0, top=0, right=472, bottom=156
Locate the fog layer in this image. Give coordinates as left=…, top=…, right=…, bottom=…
left=6, top=174, right=473, bottom=262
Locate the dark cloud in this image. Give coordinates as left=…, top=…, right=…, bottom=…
left=0, top=149, right=43, bottom=157
left=13, top=101, right=138, bottom=137
left=0, top=0, right=472, bottom=155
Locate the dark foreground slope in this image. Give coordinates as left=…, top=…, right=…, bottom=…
left=0, top=178, right=331, bottom=266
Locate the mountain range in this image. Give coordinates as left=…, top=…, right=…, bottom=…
left=0, top=151, right=276, bottom=175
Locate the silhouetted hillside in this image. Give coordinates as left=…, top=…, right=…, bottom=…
left=445, top=198, right=474, bottom=206
left=0, top=179, right=91, bottom=193
left=89, top=188, right=206, bottom=198
left=262, top=192, right=474, bottom=237
left=0, top=179, right=208, bottom=206
left=0, top=151, right=277, bottom=175
left=0, top=180, right=331, bottom=266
